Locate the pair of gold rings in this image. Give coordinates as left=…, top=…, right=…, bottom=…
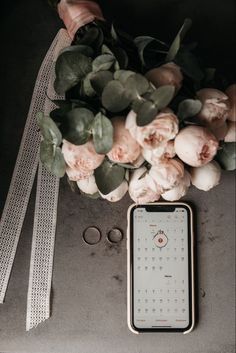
left=82, top=226, right=123, bottom=245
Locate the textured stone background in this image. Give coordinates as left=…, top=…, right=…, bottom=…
left=0, top=1, right=235, bottom=352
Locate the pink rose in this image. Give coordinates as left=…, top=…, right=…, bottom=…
left=129, top=167, right=161, bottom=203
left=142, top=140, right=175, bottom=165
left=161, top=170, right=191, bottom=201
left=125, top=109, right=179, bottom=150
left=197, top=88, right=230, bottom=128
left=62, top=139, right=105, bottom=181
left=146, top=159, right=185, bottom=193
left=107, top=117, right=141, bottom=163
left=225, top=84, right=236, bottom=122
left=145, top=62, right=183, bottom=92
left=224, top=121, right=236, bottom=142
left=174, top=126, right=218, bottom=167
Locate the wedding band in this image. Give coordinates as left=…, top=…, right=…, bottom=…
left=83, top=226, right=102, bottom=245
left=107, top=228, right=123, bottom=244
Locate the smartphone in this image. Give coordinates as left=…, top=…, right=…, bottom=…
left=127, top=202, right=195, bottom=334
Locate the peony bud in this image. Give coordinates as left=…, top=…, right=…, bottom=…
left=190, top=161, right=221, bottom=191
left=197, top=88, right=230, bottom=128
left=145, top=62, right=183, bottom=92
left=161, top=170, right=191, bottom=201
left=225, top=84, right=236, bottom=122
left=99, top=180, right=128, bottom=202
left=129, top=167, right=161, bottom=203
left=77, top=174, right=98, bottom=195
left=224, top=121, right=236, bottom=142
left=174, top=126, right=218, bottom=167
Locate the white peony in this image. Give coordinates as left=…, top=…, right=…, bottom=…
left=190, top=161, right=221, bottom=191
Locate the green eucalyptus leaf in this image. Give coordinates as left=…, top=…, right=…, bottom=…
left=116, top=162, right=141, bottom=170
left=150, top=85, right=175, bottom=110
left=112, top=47, right=129, bottom=69
left=82, top=73, right=96, bottom=97
left=111, top=24, right=119, bottom=42
left=64, top=108, right=94, bottom=145
left=59, top=44, right=94, bottom=58
left=101, top=44, right=114, bottom=55
left=92, top=113, right=113, bottom=154
left=54, top=52, right=92, bottom=94
left=90, top=70, right=113, bottom=95
left=114, top=70, right=135, bottom=84
left=36, top=112, right=44, bottom=125
left=40, top=141, right=66, bottom=178
left=102, top=80, right=131, bottom=112
left=38, top=115, right=62, bottom=146
left=136, top=100, right=157, bottom=126
left=134, top=36, right=167, bottom=66
left=177, top=99, right=202, bottom=120
left=94, top=159, right=125, bottom=194
left=125, top=73, right=150, bottom=100
left=92, top=54, right=115, bottom=72
left=175, top=49, right=204, bottom=82
left=166, top=18, right=192, bottom=62
left=77, top=27, right=104, bottom=49
left=216, top=143, right=236, bottom=171
left=80, top=190, right=101, bottom=199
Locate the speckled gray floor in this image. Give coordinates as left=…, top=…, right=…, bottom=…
left=0, top=1, right=235, bottom=353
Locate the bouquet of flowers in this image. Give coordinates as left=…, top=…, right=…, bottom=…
left=40, top=0, right=236, bottom=203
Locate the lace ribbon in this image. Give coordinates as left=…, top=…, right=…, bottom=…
left=0, top=29, right=72, bottom=330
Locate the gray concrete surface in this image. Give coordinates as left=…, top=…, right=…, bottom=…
left=0, top=1, right=235, bottom=352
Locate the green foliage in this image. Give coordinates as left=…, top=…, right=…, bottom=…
left=177, top=99, right=202, bottom=120
left=64, top=108, right=94, bottom=145
left=216, top=143, right=236, bottom=171
left=166, top=18, right=192, bottom=62
left=94, top=159, right=125, bottom=195
left=92, top=113, right=113, bottom=154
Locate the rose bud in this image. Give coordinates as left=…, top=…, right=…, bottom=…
left=196, top=88, right=230, bottom=128
left=99, top=180, right=128, bottom=202
left=210, top=122, right=228, bottom=141
left=161, top=170, right=191, bottom=201
left=142, top=140, right=175, bottom=165
left=129, top=167, right=161, bottom=204
left=225, top=84, right=236, bottom=122
left=62, top=139, right=105, bottom=181
left=146, top=159, right=185, bottom=193
left=125, top=109, right=179, bottom=150
left=77, top=174, right=98, bottom=195
left=190, top=161, right=221, bottom=191
left=107, top=117, right=141, bottom=164
left=174, top=126, right=219, bottom=167
left=145, top=62, right=183, bottom=92
left=224, top=121, right=236, bottom=142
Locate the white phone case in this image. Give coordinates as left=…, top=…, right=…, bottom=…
left=127, top=202, right=195, bottom=334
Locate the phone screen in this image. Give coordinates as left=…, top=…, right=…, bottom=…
left=130, top=204, right=193, bottom=332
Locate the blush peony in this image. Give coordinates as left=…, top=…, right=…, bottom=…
left=129, top=167, right=161, bottom=203
left=190, top=161, right=221, bottom=191
left=174, top=126, right=218, bottom=167
left=107, top=117, right=141, bottom=163
left=161, top=170, right=191, bottom=201
left=62, top=139, right=105, bottom=181
left=197, top=88, right=230, bottom=128
left=146, top=158, right=185, bottom=193
left=125, top=109, right=179, bottom=150
left=145, top=62, right=183, bottom=92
